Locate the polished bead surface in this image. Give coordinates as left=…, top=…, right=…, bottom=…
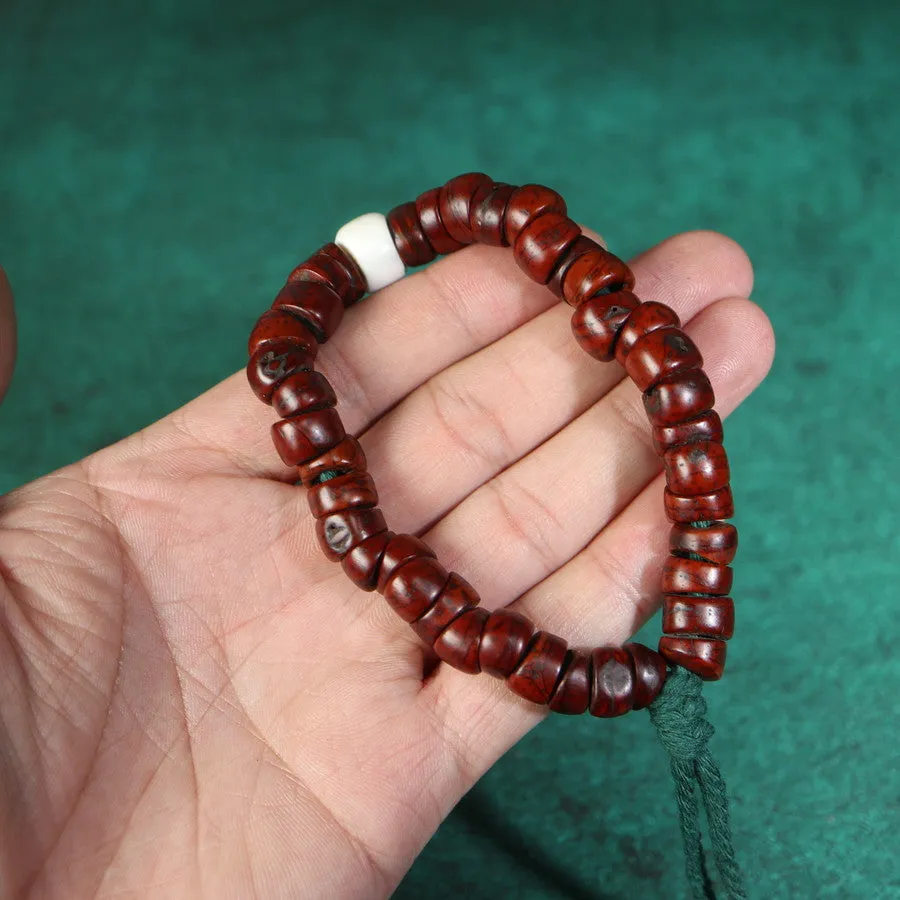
left=247, top=340, right=315, bottom=404
left=571, top=290, right=641, bottom=362
left=386, top=201, right=437, bottom=267
left=439, top=172, right=493, bottom=244
left=272, top=370, right=337, bottom=418
left=341, top=530, right=394, bottom=591
left=479, top=609, right=535, bottom=678
left=664, top=485, right=735, bottom=523
left=626, top=642, right=668, bottom=710
left=297, top=437, right=367, bottom=487
left=561, top=247, right=634, bottom=307
left=376, top=534, right=437, bottom=593
left=663, top=595, right=735, bottom=640
left=271, top=408, right=346, bottom=466
left=507, top=631, right=568, bottom=705
left=663, top=439, right=730, bottom=496
left=335, top=212, right=406, bottom=292
left=248, top=309, right=318, bottom=357
left=412, top=572, right=480, bottom=645
left=589, top=648, right=635, bottom=718
left=287, top=243, right=366, bottom=307
left=614, top=301, right=681, bottom=363
left=513, top=213, right=581, bottom=284
left=504, top=184, right=567, bottom=244
left=433, top=606, right=490, bottom=673
left=307, top=471, right=378, bottom=519
left=669, top=522, right=738, bottom=565
left=659, top=636, right=727, bottom=681
left=316, top=508, right=387, bottom=561
left=644, top=370, right=715, bottom=426
left=272, top=280, right=344, bottom=343
left=470, top=183, right=516, bottom=246
left=548, top=651, right=592, bottom=715
left=652, top=411, right=724, bottom=455
left=662, top=556, right=733, bottom=595
left=547, top=235, right=602, bottom=298
left=625, top=327, right=703, bottom=392
left=415, top=187, right=466, bottom=255
left=382, top=556, right=450, bottom=622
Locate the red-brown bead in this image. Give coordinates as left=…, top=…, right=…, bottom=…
left=571, top=290, right=641, bottom=362
left=644, top=370, right=715, bottom=426
left=547, top=235, right=601, bottom=298
left=376, top=534, right=437, bottom=593
left=248, top=309, right=318, bottom=358
left=589, top=648, right=635, bottom=718
left=297, top=437, right=367, bottom=487
left=507, top=631, right=569, bottom=705
left=659, top=636, right=727, bottom=681
left=433, top=606, right=490, bottom=674
left=412, top=572, right=480, bottom=645
left=614, top=302, right=681, bottom=363
left=307, top=471, right=378, bottom=519
left=664, top=440, right=730, bottom=497
left=341, top=531, right=394, bottom=591
left=439, top=172, right=493, bottom=244
left=470, top=183, right=516, bottom=246
left=382, top=556, right=450, bottom=622
left=663, top=595, right=735, bottom=640
left=479, top=609, right=535, bottom=678
left=287, top=243, right=366, bottom=307
left=316, top=508, right=388, bottom=562
left=662, top=556, right=733, bottom=595
left=272, top=371, right=337, bottom=418
left=246, top=340, right=316, bottom=404
left=548, top=651, right=592, bottom=715
left=669, top=522, right=738, bottom=565
left=415, top=187, right=465, bottom=255
left=272, top=280, right=344, bottom=343
left=561, top=248, right=634, bottom=307
left=271, top=409, right=346, bottom=466
left=386, top=201, right=437, bottom=267
left=626, top=642, right=668, bottom=710
left=664, top=485, right=735, bottom=523
left=503, top=184, right=567, bottom=244
left=625, top=327, right=703, bottom=392
left=652, top=411, right=724, bottom=455
left=513, top=213, right=582, bottom=284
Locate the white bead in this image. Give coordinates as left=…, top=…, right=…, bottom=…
left=335, top=212, right=406, bottom=293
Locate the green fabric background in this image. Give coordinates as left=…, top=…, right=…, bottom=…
left=1, top=1, right=898, bottom=897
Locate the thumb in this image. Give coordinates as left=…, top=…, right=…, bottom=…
left=0, top=267, right=16, bottom=403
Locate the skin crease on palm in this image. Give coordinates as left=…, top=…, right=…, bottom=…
left=0, top=228, right=774, bottom=899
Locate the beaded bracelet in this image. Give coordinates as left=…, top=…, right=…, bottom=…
left=245, top=173, right=736, bottom=718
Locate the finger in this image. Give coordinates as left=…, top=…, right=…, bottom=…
left=363, top=231, right=752, bottom=534
left=420, top=297, right=774, bottom=778
left=0, top=267, right=16, bottom=403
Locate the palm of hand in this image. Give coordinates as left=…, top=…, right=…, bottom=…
left=0, top=234, right=771, bottom=899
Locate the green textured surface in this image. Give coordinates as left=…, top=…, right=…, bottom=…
left=1, top=1, right=898, bottom=898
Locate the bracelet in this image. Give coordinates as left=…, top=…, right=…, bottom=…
left=244, top=173, right=737, bottom=719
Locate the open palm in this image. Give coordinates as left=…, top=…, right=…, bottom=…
left=0, top=233, right=772, bottom=898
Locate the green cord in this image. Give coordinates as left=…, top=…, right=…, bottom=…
left=648, top=668, right=747, bottom=900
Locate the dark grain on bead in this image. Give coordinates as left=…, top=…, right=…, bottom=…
left=663, top=595, right=735, bottom=640
left=547, top=235, right=600, bottom=298
left=571, top=290, right=641, bottom=362
left=662, top=556, right=733, bottom=595
left=470, top=183, right=516, bottom=246
left=659, top=636, right=727, bottom=681
left=315, top=508, right=388, bottom=562
left=341, top=531, right=394, bottom=591
left=382, top=556, right=450, bottom=622
left=287, top=243, right=366, bottom=307
left=248, top=309, right=319, bottom=358
left=663, top=439, right=730, bottom=496
left=669, top=522, right=738, bottom=565
left=507, top=631, right=568, bottom=705
left=513, top=213, right=582, bottom=284
left=589, top=648, right=635, bottom=718
left=479, top=609, right=536, bottom=678
left=652, top=411, right=724, bottom=455
left=613, top=301, right=681, bottom=363
left=626, top=642, right=668, bottom=710
left=433, top=606, right=490, bottom=673
left=307, top=471, right=378, bottom=518
left=504, top=184, right=567, bottom=244
left=439, top=172, right=492, bottom=244
left=386, top=201, right=436, bottom=268
left=644, top=370, right=715, bottom=426
left=625, top=327, right=703, bottom=392
left=412, top=572, right=480, bottom=645
left=297, top=437, right=367, bottom=487
left=272, top=370, right=337, bottom=418
left=561, top=248, right=634, bottom=307
left=272, top=280, right=344, bottom=343
left=271, top=408, right=346, bottom=466
left=548, top=651, right=592, bottom=715
left=664, top=485, right=734, bottom=523
left=376, top=534, right=437, bottom=593
left=415, top=187, right=466, bottom=255
left=247, top=341, right=316, bottom=404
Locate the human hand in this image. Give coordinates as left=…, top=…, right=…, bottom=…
left=0, top=233, right=772, bottom=898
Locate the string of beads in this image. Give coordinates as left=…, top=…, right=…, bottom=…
left=245, top=173, right=737, bottom=719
